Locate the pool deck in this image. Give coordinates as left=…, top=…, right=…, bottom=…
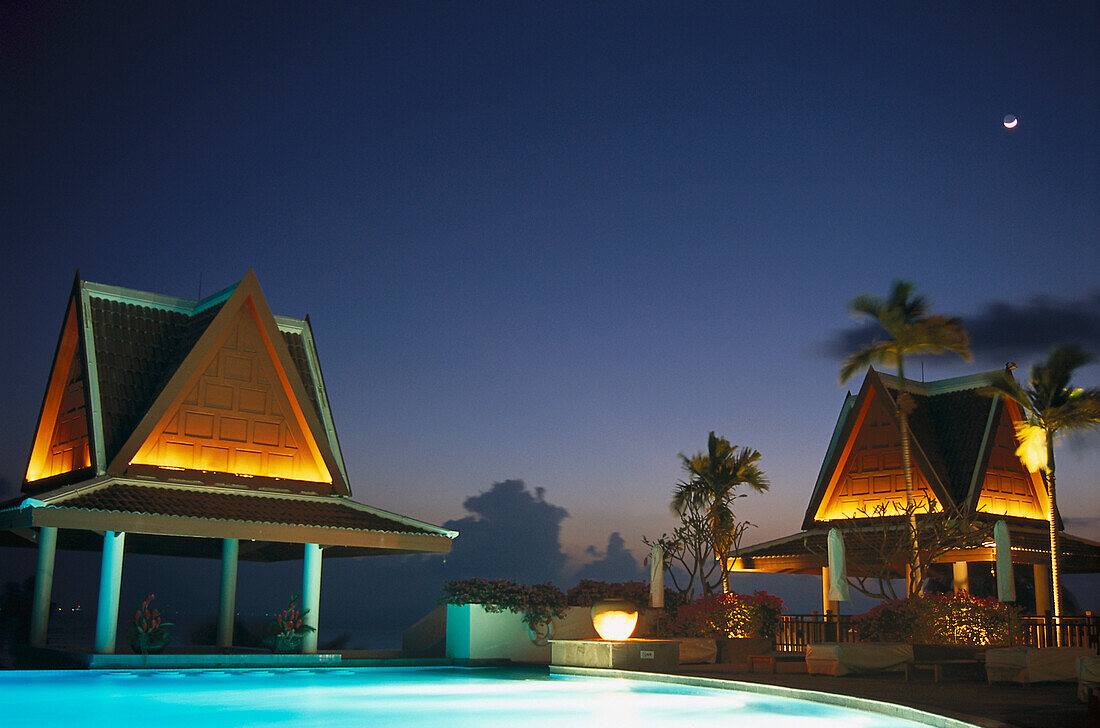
left=670, top=661, right=1094, bottom=728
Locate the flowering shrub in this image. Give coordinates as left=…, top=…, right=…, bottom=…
left=129, top=594, right=171, bottom=640
left=440, top=578, right=568, bottom=631
left=853, top=593, right=1021, bottom=645
left=662, top=591, right=784, bottom=639
left=268, top=595, right=315, bottom=641
left=851, top=600, right=918, bottom=643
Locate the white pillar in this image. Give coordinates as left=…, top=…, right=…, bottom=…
left=952, top=561, right=969, bottom=594
left=301, top=543, right=322, bottom=654
left=1034, top=563, right=1051, bottom=615
left=821, top=566, right=839, bottom=615
left=217, top=538, right=239, bottom=648
left=93, top=531, right=126, bottom=654
left=30, top=526, right=58, bottom=647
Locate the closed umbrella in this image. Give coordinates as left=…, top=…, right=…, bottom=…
left=649, top=543, right=664, bottom=608
left=827, top=528, right=851, bottom=602
left=994, top=520, right=1016, bottom=602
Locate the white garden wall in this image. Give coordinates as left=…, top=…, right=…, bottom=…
left=445, top=604, right=658, bottom=663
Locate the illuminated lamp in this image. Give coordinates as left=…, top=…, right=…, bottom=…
left=590, top=598, right=638, bottom=641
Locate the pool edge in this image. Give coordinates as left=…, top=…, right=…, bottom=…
left=549, top=666, right=1006, bottom=728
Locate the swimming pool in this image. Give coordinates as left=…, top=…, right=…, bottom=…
left=1, top=666, right=975, bottom=728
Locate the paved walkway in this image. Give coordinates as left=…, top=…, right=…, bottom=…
left=675, top=662, right=1095, bottom=728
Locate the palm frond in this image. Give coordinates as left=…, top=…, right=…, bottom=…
left=840, top=341, right=897, bottom=383
left=902, top=317, right=972, bottom=360
left=1045, top=388, right=1100, bottom=433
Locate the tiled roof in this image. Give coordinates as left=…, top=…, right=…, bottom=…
left=281, top=330, right=320, bottom=417
left=87, top=291, right=322, bottom=467
left=897, top=387, right=993, bottom=506
left=89, top=297, right=194, bottom=462
left=51, top=482, right=435, bottom=535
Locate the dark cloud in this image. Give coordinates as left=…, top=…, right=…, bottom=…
left=575, top=532, right=645, bottom=583
left=309, top=479, right=575, bottom=632
left=965, top=292, right=1100, bottom=363
left=820, top=290, right=1100, bottom=366
left=440, top=479, right=571, bottom=584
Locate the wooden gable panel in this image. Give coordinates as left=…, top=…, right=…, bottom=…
left=25, top=300, right=92, bottom=483
left=128, top=302, right=333, bottom=485
left=975, top=403, right=1046, bottom=520
left=815, top=386, right=939, bottom=521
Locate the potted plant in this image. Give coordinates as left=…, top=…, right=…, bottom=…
left=441, top=579, right=568, bottom=643
left=264, top=595, right=315, bottom=653
left=127, top=594, right=172, bottom=655
left=441, top=578, right=569, bottom=659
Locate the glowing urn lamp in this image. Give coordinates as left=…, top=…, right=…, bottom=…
left=591, top=598, right=638, bottom=641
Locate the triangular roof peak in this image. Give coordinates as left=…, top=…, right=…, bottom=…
left=801, top=366, right=1044, bottom=530
left=107, top=271, right=348, bottom=496
left=23, top=278, right=95, bottom=488
left=25, top=272, right=349, bottom=497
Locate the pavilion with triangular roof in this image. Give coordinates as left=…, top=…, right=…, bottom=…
left=0, top=271, right=456, bottom=654
left=731, top=367, right=1100, bottom=613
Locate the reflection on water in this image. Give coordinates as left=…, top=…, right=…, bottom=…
left=3, top=667, right=944, bottom=728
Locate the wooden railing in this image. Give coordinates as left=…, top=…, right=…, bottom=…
left=1019, top=615, right=1100, bottom=650
left=774, top=613, right=1100, bottom=653
left=774, top=614, right=857, bottom=652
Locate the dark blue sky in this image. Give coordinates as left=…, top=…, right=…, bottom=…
left=2, top=2, right=1097, bottom=592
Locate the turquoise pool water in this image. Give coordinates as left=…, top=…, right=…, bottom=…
left=1, top=667, right=963, bottom=728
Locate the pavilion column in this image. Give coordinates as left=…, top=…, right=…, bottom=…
left=952, top=561, right=969, bottom=594
left=301, top=543, right=322, bottom=654
left=30, top=526, right=58, bottom=647
left=217, top=538, right=239, bottom=648
left=94, top=531, right=126, bottom=654
left=1034, top=563, right=1051, bottom=615
left=820, top=566, right=839, bottom=615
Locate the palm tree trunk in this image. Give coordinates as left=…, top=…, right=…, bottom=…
left=896, top=360, right=920, bottom=597
left=1047, top=437, right=1062, bottom=646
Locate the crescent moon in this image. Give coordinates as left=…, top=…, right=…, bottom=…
left=1003, top=115, right=1018, bottom=129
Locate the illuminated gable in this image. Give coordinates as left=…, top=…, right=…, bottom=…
left=814, top=386, right=940, bottom=521
left=975, top=401, right=1046, bottom=519
left=128, top=299, right=333, bottom=485
left=25, top=300, right=92, bottom=483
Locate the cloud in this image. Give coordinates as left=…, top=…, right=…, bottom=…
left=299, top=479, right=575, bottom=631
left=820, top=290, right=1100, bottom=366
left=965, top=291, right=1100, bottom=363
left=574, top=532, right=646, bottom=583
left=441, top=479, right=571, bottom=584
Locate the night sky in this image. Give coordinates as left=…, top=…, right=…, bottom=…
left=2, top=2, right=1098, bottom=627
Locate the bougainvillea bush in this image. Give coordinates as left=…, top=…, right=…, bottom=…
left=661, top=591, right=784, bottom=639
left=440, top=578, right=568, bottom=631
left=853, top=592, right=1021, bottom=645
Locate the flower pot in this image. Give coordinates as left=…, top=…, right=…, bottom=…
left=590, top=598, right=639, bottom=640
left=270, top=633, right=303, bottom=653
left=130, top=631, right=170, bottom=655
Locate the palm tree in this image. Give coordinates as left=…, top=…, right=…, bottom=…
left=839, top=280, right=971, bottom=596
left=672, top=431, right=769, bottom=593
left=984, top=345, right=1100, bottom=630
